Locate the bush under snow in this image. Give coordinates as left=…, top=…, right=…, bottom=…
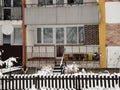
left=65, top=62, right=79, bottom=74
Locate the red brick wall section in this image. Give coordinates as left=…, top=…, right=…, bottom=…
left=106, top=24, right=120, bottom=46
left=84, top=25, right=99, bottom=45
left=106, top=0, right=120, bottom=2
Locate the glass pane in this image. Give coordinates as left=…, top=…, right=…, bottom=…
left=3, top=34, right=11, bottom=45
left=38, top=0, right=45, bottom=5
left=67, top=27, right=77, bottom=44
left=13, top=0, right=22, bottom=7
left=14, top=28, right=22, bottom=44
left=56, top=28, right=64, bottom=44
left=79, top=27, right=84, bottom=44
left=74, top=0, right=83, bottom=4
left=4, top=9, right=11, bottom=20
left=4, top=0, right=11, bottom=7
left=43, top=28, right=53, bottom=43
left=56, top=0, right=64, bottom=5
left=68, top=0, right=83, bottom=4
left=45, top=0, right=53, bottom=5
left=37, top=28, right=41, bottom=43
left=68, top=0, right=74, bottom=4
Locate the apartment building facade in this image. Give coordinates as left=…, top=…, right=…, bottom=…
left=23, top=0, right=103, bottom=68
left=105, top=0, right=120, bottom=68
left=0, top=0, right=22, bottom=65
left=1, top=0, right=119, bottom=69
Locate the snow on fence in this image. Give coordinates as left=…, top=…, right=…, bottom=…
left=0, top=73, right=120, bottom=90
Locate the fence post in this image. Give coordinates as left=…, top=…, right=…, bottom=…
left=108, top=76, right=110, bottom=88
left=85, top=75, right=88, bottom=89
left=115, top=75, right=118, bottom=85
left=62, top=75, right=64, bottom=88
left=19, top=75, right=22, bottom=89
left=75, top=75, right=78, bottom=89
left=119, top=76, right=120, bottom=88
left=104, top=76, right=106, bottom=88
left=1, top=76, right=4, bottom=90
left=22, top=75, right=25, bottom=89
left=37, top=75, right=40, bottom=89
left=55, top=75, right=57, bottom=88
left=100, top=76, right=103, bottom=87
left=26, top=75, right=28, bottom=89
left=58, top=75, right=61, bottom=88
left=41, top=75, right=43, bottom=87
left=96, top=75, right=99, bottom=86
left=88, top=75, right=91, bottom=88
left=73, top=75, right=76, bottom=89
left=48, top=75, right=50, bottom=88
left=112, top=76, right=115, bottom=88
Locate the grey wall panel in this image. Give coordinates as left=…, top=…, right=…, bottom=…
left=0, top=27, right=3, bottom=45
left=79, top=5, right=99, bottom=24
left=11, top=7, right=22, bottom=20
left=0, top=8, right=2, bottom=20
left=25, top=5, right=99, bottom=25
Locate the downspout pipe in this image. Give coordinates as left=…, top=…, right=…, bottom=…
left=22, top=0, right=26, bottom=70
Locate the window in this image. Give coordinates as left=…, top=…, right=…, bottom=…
left=74, top=0, right=83, bottom=4
left=68, top=0, right=74, bottom=4
left=46, top=0, right=53, bottom=5
left=4, top=9, right=11, bottom=20
left=43, top=28, right=53, bottom=43
left=79, top=27, right=85, bottom=44
left=38, top=0, right=45, bottom=5
left=14, top=28, right=22, bottom=44
left=56, top=0, right=64, bottom=5
left=38, top=0, right=53, bottom=5
left=3, top=34, right=11, bottom=45
left=13, top=0, right=22, bottom=7
left=68, top=0, right=83, bottom=4
left=4, top=0, right=11, bottom=7
left=37, top=28, right=42, bottom=43
left=56, top=28, right=64, bottom=44
left=2, top=0, right=22, bottom=20
left=67, top=27, right=77, bottom=44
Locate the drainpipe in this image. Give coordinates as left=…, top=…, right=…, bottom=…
left=99, top=0, right=107, bottom=68
left=22, top=0, right=26, bottom=70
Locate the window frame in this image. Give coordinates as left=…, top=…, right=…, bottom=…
left=36, top=26, right=85, bottom=45
left=11, top=27, right=22, bottom=45
left=13, top=0, right=22, bottom=7
left=66, top=27, right=78, bottom=45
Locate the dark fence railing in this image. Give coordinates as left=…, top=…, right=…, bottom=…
left=0, top=74, right=120, bottom=90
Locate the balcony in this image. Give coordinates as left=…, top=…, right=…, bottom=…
left=0, top=7, right=22, bottom=20
left=27, top=45, right=99, bottom=60
left=25, top=2, right=99, bottom=25
left=26, top=45, right=100, bottom=68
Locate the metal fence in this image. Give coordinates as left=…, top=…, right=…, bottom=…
left=0, top=74, right=120, bottom=90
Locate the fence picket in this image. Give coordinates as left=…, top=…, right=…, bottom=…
left=1, top=74, right=120, bottom=90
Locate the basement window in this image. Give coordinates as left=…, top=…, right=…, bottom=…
left=68, top=0, right=83, bottom=4
left=56, top=0, right=64, bottom=5
left=38, top=0, right=53, bottom=5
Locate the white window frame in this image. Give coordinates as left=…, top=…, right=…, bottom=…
left=11, top=27, right=22, bottom=45
left=35, top=25, right=84, bottom=45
